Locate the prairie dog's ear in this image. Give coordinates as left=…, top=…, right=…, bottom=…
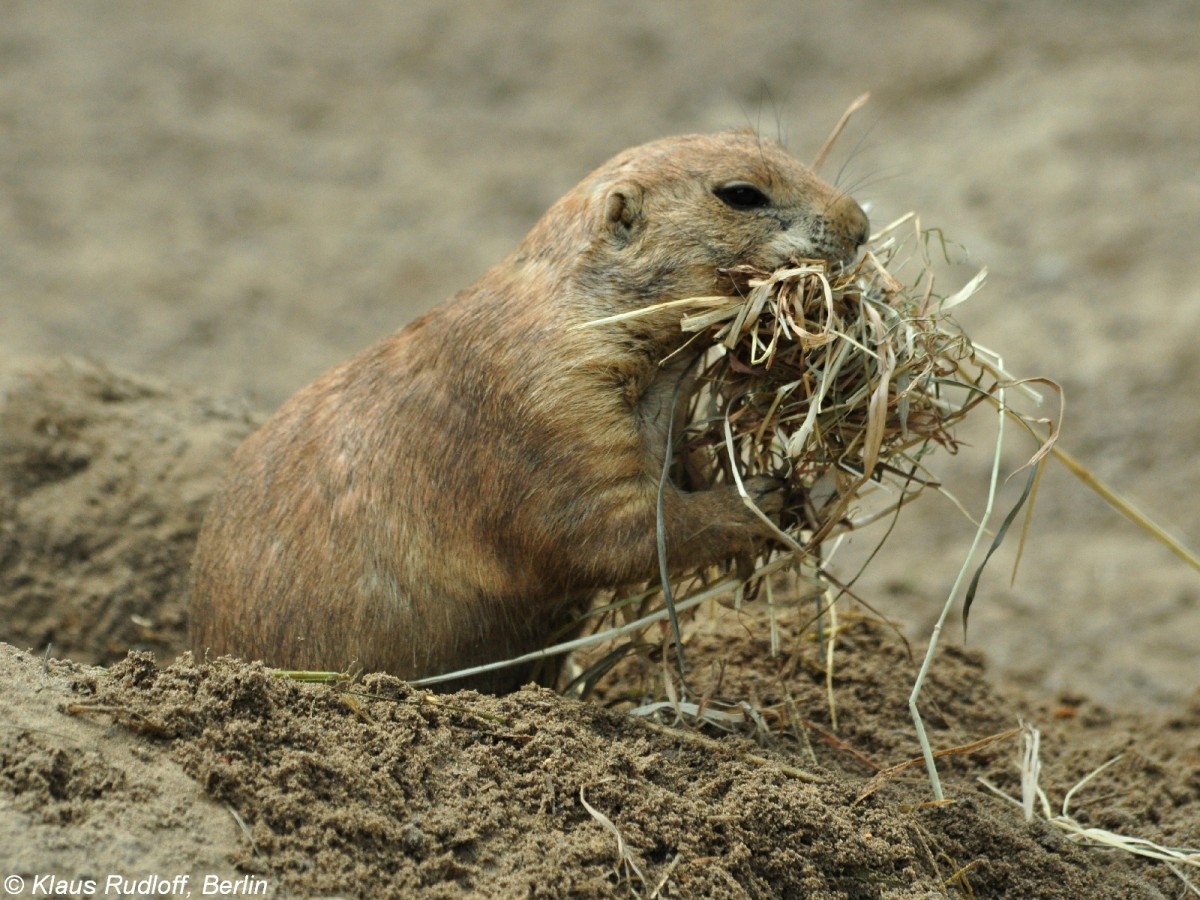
left=604, top=182, right=644, bottom=239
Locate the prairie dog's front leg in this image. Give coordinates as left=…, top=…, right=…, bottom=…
left=584, top=355, right=781, bottom=581
left=557, top=463, right=782, bottom=589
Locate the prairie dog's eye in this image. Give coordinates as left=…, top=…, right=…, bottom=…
left=713, top=182, right=771, bottom=211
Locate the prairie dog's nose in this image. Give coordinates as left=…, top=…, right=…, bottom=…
left=828, top=193, right=871, bottom=259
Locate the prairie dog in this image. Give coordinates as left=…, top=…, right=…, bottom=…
left=189, top=131, right=869, bottom=691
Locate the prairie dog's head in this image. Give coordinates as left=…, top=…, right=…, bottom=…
left=547, top=131, right=869, bottom=305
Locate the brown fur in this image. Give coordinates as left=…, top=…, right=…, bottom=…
left=189, top=131, right=869, bottom=692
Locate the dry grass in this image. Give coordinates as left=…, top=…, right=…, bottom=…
left=670, top=214, right=1019, bottom=559
left=575, top=213, right=1058, bottom=687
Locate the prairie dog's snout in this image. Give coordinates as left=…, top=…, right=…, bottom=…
left=822, top=192, right=871, bottom=264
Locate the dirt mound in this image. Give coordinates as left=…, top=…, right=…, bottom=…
left=0, top=356, right=256, bottom=664
left=0, top=644, right=242, bottom=890
left=4, top=617, right=1193, bottom=898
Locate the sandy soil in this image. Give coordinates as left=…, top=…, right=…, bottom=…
left=2, top=3, right=1198, bottom=897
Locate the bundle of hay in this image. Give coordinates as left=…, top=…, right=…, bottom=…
left=566, top=213, right=1055, bottom=694
left=671, top=214, right=994, bottom=568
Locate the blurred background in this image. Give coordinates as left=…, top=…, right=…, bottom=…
left=2, top=1, right=1197, bottom=708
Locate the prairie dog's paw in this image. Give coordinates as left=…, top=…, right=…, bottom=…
left=741, top=475, right=785, bottom=518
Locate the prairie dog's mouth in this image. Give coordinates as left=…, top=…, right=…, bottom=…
left=716, top=255, right=848, bottom=299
